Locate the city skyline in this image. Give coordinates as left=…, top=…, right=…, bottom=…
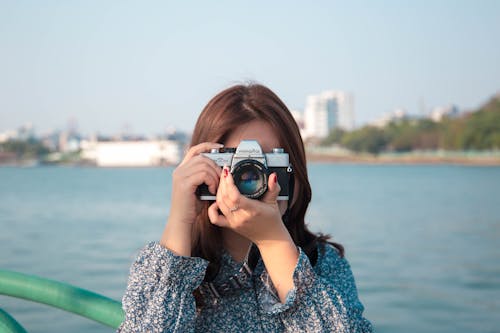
left=1, top=1, right=499, bottom=135
left=0, top=88, right=495, bottom=138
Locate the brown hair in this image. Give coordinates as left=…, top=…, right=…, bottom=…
left=190, top=83, right=344, bottom=282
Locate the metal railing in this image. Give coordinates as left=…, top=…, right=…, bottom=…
left=0, top=269, right=124, bottom=332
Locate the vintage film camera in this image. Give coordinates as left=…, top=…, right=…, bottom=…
left=197, top=140, right=292, bottom=201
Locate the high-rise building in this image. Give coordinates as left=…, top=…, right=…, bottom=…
left=304, top=93, right=337, bottom=139
left=290, top=109, right=306, bottom=139
left=334, top=92, right=355, bottom=131
left=303, top=91, right=354, bottom=139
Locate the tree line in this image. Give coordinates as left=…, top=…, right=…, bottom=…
left=0, top=137, right=50, bottom=158
left=321, top=94, right=500, bottom=154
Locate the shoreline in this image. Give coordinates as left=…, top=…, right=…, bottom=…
left=2, top=158, right=500, bottom=167
left=2, top=153, right=500, bottom=167
left=306, top=153, right=500, bottom=166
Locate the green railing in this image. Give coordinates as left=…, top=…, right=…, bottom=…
left=0, top=269, right=124, bottom=332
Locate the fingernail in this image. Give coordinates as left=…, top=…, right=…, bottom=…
left=273, top=173, right=277, bottom=184
left=224, top=167, right=229, bottom=177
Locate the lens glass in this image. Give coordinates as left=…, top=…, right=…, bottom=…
left=232, top=161, right=267, bottom=198
left=238, top=168, right=261, bottom=194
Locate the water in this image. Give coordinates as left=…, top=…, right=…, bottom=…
left=1, top=165, right=499, bottom=332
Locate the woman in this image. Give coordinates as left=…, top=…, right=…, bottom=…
left=118, top=84, right=372, bottom=332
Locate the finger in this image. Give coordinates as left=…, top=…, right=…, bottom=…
left=182, top=142, right=224, bottom=164
left=220, top=166, right=242, bottom=208
left=184, top=164, right=220, bottom=193
left=185, top=158, right=221, bottom=182
left=227, top=171, right=243, bottom=204
left=181, top=154, right=221, bottom=177
left=190, top=155, right=223, bottom=187
left=261, top=172, right=280, bottom=204
left=218, top=165, right=228, bottom=196
left=216, top=169, right=231, bottom=214
left=208, top=201, right=229, bottom=227
left=182, top=155, right=221, bottom=177
left=200, top=155, right=224, bottom=181
left=216, top=170, right=241, bottom=217
left=185, top=172, right=219, bottom=195
left=216, top=194, right=230, bottom=216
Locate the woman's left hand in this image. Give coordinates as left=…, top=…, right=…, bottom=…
left=209, top=166, right=299, bottom=303
left=207, top=166, right=289, bottom=246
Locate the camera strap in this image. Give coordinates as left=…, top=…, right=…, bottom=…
left=199, top=244, right=259, bottom=301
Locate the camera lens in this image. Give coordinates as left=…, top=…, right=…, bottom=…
left=238, top=168, right=261, bottom=193
left=232, top=160, right=268, bottom=199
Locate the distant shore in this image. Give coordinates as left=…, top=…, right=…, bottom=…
left=2, top=151, right=500, bottom=167
left=306, top=148, right=500, bottom=166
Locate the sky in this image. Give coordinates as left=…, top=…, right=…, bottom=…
left=1, top=1, right=499, bottom=136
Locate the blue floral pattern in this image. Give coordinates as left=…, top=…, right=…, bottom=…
left=117, top=242, right=372, bottom=332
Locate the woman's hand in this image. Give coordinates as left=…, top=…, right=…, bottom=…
left=208, top=166, right=299, bottom=303
left=160, top=142, right=223, bottom=256
left=207, top=166, right=289, bottom=247
left=169, top=142, right=223, bottom=224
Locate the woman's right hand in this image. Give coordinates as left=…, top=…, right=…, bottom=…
left=160, top=142, right=223, bottom=256
left=169, top=142, right=223, bottom=224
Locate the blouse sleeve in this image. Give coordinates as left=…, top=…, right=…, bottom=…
left=257, top=244, right=373, bottom=333
left=117, top=242, right=208, bottom=333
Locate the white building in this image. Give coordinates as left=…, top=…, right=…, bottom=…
left=80, top=140, right=181, bottom=167
left=302, top=91, right=355, bottom=140
left=0, top=124, right=35, bottom=142
left=372, top=108, right=408, bottom=128
left=430, top=105, right=459, bottom=122
left=290, top=109, right=306, bottom=139
left=333, top=92, right=355, bottom=131
left=0, top=130, right=17, bottom=143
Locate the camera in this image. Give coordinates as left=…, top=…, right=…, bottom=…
left=197, top=140, right=292, bottom=201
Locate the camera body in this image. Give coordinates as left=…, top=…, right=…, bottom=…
left=197, top=140, right=292, bottom=201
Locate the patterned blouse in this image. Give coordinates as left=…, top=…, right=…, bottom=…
left=117, top=241, right=373, bottom=332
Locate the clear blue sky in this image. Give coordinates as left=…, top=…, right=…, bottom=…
left=1, top=1, right=499, bottom=135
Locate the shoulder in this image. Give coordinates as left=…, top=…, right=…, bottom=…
left=314, top=242, right=363, bottom=302
left=314, top=242, right=353, bottom=278
left=317, top=242, right=344, bottom=262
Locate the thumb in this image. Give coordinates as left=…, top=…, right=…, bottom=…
left=262, top=173, right=280, bottom=204
left=208, top=202, right=230, bottom=228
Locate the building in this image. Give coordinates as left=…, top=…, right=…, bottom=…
left=80, top=139, right=181, bottom=167
left=372, top=108, right=408, bottom=128
left=0, top=130, right=17, bottom=143
left=430, top=105, right=459, bottom=122
left=58, top=131, right=82, bottom=153
left=0, top=124, right=35, bottom=142
left=302, top=91, right=355, bottom=140
left=333, top=92, right=355, bottom=131
left=290, top=109, right=306, bottom=139
left=303, top=93, right=336, bottom=139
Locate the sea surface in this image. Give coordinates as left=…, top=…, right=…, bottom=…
left=1, top=165, right=499, bottom=333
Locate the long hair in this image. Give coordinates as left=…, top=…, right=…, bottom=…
left=190, top=83, right=344, bottom=284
